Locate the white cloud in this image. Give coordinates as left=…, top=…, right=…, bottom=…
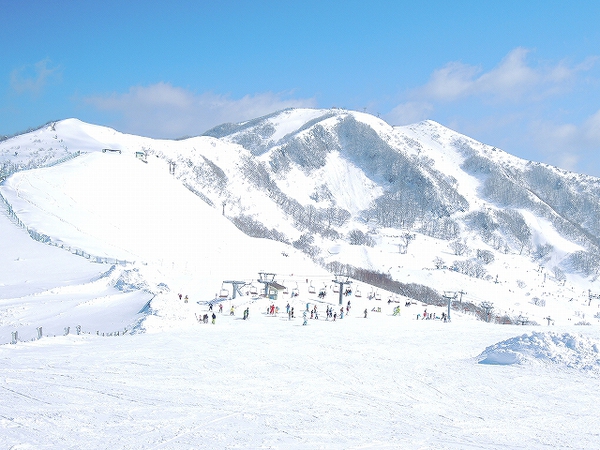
left=414, top=48, right=594, bottom=103
left=10, top=59, right=62, bottom=95
left=527, top=109, right=600, bottom=173
left=385, top=101, right=433, bottom=125
left=85, top=83, right=317, bottom=138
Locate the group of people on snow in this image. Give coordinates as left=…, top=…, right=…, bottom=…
left=182, top=291, right=449, bottom=327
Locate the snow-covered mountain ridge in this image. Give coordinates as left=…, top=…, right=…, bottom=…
left=2, top=108, right=600, bottom=327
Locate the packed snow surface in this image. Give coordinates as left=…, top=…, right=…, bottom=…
left=3, top=306, right=600, bottom=449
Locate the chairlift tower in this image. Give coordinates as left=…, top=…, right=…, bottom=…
left=480, top=301, right=494, bottom=323
left=333, top=274, right=352, bottom=306
left=223, top=281, right=247, bottom=299
left=442, top=291, right=457, bottom=322
left=588, top=289, right=600, bottom=306
left=258, top=272, right=276, bottom=297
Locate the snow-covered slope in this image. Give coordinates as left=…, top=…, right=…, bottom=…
left=2, top=111, right=600, bottom=448
left=3, top=109, right=600, bottom=330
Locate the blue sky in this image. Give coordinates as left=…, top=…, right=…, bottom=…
left=2, top=0, right=600, bottom=175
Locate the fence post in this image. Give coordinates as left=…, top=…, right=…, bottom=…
left=37, top=327, right=43, bottom=340
left=11, top=331, right=18, bottom=344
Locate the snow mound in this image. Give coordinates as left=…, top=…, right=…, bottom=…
left=112, top=268, right=150, bottom=293
left=478, top=332, right=600, bottom=372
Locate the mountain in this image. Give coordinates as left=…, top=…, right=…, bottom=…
left=2, top=109, right=600, bottom=327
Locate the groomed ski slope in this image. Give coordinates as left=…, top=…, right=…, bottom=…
left=2, top=305, right=599, bottom=449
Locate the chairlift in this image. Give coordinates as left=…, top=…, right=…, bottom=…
left=355, top=289, right=362, bottom=298
left=250, top=285, right=258, bottom=295
left=333, top=284, right=340, bottom=293
left=283, top=281, right=289, bottom=295
left=219, top=284, right=229, bottom=298
left=308, top=282, right=316, bottom=294
left=375, top=291, right=382, bottom=301
left=291, top=285, right=299, bottom=297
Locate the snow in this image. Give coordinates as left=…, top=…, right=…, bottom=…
left=2, top=312, right=600, bottom=449
left=265, top=108, right=329, bottom=142
left=2, top=112, right=600, bottom=448
left=478, top=331, right=600, bottom=371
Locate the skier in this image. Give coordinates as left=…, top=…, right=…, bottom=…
left=303, top=310, right=308, bottom=326
left=184, top=295, right=188, bottom=303
left=212, top=312, right=216, bottom=324
left=364, top=308, right=368, bottom=318
left=230, top=306, right=235, bottom=316
left=219, top=303, right=223, bottom=314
